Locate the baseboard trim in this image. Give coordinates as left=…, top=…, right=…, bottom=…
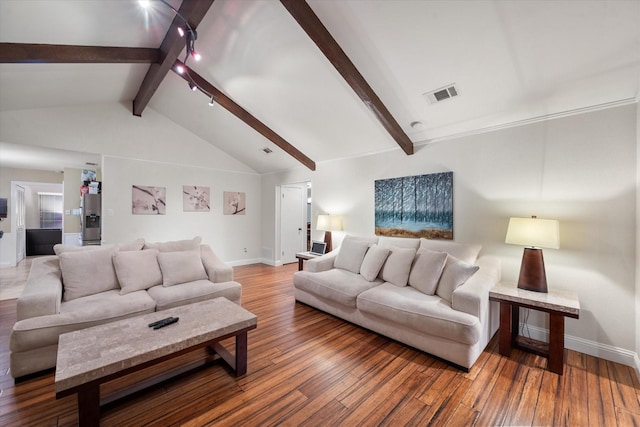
left=226, top=258, right=262, bottom=267
left=523, top=323, right=640, bottom=374
left=259, top=258, right=282, bottom=267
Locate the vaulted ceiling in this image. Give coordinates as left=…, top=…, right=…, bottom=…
left=1, top=0, right=639, bottom=174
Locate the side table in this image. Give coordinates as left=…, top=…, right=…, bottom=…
left=489, top=283, right=580, bottom=375
left=295, top=251, right=319, bottom=271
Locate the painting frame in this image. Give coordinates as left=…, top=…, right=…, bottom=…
left=183, top=185, right=210, bottom=212
left=223, top=191, right=246, bottom=215
left=132, top=185, right=166, bottom=215
left=374, top=171, right=453, bottom=240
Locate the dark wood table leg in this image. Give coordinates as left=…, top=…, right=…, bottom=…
left=498, top=302, right=512, bottom=357
left=548, top=313, right=565, bottom=374
left=297, top=257, right=303, bottom=271
left=510, top=305, right=519, bottom=345
left=76, top=383, right=100, bottom=427
left=235, top=330, right=248, bottom=376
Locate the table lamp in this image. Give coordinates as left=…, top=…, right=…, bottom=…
left=505, top=216, right=560, bottom=293
left=316, top=214, right=343, bottom=253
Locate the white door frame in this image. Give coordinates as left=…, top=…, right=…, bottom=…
left=277, top=181, right=310, bottom=265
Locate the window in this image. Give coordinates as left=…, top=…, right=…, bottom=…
left=39, top=193, right=63, bottom=229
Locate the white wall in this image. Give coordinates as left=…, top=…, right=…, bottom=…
left=0, top=102, right=262, bottom=265
left=0, top=103, right=255, bottom=174
left=102, top=156, right=261, bottom=265
left=636, top=98, right=640, bottom=375
left=263, top=104, right=638, bottom=366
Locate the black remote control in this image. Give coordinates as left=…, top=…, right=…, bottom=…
left=153, top=317, right=179, bottom=329
left=148, top=317, right=174, bottom=328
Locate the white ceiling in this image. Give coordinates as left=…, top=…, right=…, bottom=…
left=1, top=0, right=639, bottom=173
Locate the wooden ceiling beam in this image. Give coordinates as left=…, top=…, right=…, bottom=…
left=280, top=0, right=414, bottom=156
left=0, top=43, right=159, bottom=63
left=132, top=0, right=215, bottom=117
left=173, top=61, right=316, bottom=171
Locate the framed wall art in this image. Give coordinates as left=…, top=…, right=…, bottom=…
left=183, top=186, right=210, bottom=212
left=223, top=191, right=246, bottom=215
left=374, top=171, right=453, bottom=239
left=132, top=185, right=166, bottom=215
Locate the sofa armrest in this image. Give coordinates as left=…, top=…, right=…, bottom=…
left=307, top=250, right=338, bottom=273
left=451, top=255, right=501, bottom=319
left=16, top=256, right=62, bottom=321
left=200, top=244, right=233, bottom=282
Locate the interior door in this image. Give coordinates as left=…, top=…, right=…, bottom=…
left=280, top=185, right=305, bottom=264
left=15, top=184, right=25, bottom=264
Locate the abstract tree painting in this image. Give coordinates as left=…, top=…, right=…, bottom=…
left=374, top=172, right=453, bottom=239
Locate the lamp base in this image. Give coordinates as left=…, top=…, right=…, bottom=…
left=517, top=247, right=548, bottom=293
left=323, top=231, right=333, bottom=253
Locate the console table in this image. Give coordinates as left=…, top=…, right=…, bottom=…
left=489, top=283, right=579, bottom=375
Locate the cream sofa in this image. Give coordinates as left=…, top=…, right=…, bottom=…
left=293, top=235, right=501, bottom=370
left=10, top=237, right=241, bottom=379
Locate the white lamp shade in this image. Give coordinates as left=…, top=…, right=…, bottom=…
left=317, top=214, right=343, bottom=232
left=505, top=217, right=560, bottom=249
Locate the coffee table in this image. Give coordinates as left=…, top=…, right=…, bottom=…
left=55, top=297, right=257, bottom=427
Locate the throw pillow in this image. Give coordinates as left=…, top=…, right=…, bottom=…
left=334, top=236, right=371, bottom=274
left=113, top=249, right=162, bottom=294
left=59, top=247, right=119, bottom=301
left=436, top=255, right=480, bottom=303
left=157, top=250, right=208, bottom=287
left=144, top=236, right=202, bottom=253
left=408, top=248, right=448, bottom=295
left=380, top=246, right=417, bottom=287
left=359, top=244, right=390, bottom=281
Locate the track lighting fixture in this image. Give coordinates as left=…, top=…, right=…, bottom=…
left=139, top=0, right=201, bottom=65
left=208, top=96, right=215, bottom=106
left=189, top=82, right=198, bottom=91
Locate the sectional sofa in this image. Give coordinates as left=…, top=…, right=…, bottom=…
left=10, top=237, right=241, bottom=379
left=293, top=235, right=501, bottom=370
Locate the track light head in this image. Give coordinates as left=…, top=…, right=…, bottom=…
left=208, top=96, right=215, bottom=106
left=192, top=51, right=201, bottom=61
left=175, top=64, right=184, bottom=74
left=189, top=82, right=197, bottom=91
left=177, top=27, right=185, bottom=37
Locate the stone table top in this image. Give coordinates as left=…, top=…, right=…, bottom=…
left=489, top=283, right=580, bottom=318
left=55, top=297, right=257, bottom=393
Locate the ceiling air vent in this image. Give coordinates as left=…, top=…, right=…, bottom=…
left=262, top=147, right=273, bottom=154
left=423, top=84, right=459, bottom=105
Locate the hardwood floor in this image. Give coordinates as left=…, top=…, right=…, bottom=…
left=1, top=262, right=639, bottom=426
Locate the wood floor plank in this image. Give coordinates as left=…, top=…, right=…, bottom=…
left=1, top=261, right=639, bottom=426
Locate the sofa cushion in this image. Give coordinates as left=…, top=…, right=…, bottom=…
left=334, top=236, right=370, bottom=274
left=59, top=247, right=119, bottom=302
left=147, top=280, right=242, bottom=311
left=117, top=238, right=145, bottom=251
left=357, top=283, right=481, bottom=345
left=419, top=238, right=481, bottom=265
left=54, top=243, right=115, bottom=256
left=144, top=236, right=202, bottom=253
left=380, top=246, right=416, bottom=287
left=436, top=255, right=480, bottom=303
left=408, top=249, right=448, bottom=295
left=360, top=245, right=390, bottom=281
left=378, top=237, right=420, bottom=250
left=113, top=249, right=162, bottom=294
left=157, top=250, right=208, bottom=287
left=293, top=269, right=382, bottom=308
left=12, top=289, right=156, bottom=352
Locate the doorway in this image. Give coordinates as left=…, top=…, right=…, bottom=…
left=279, top=182, right=309, bottom=264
